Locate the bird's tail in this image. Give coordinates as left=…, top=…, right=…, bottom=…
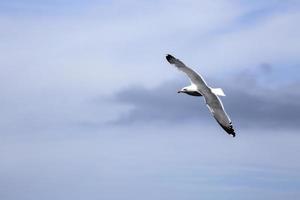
left=211, top=88, right=226, bottom=96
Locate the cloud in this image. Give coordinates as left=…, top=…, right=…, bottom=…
left=112, top=80, right=208, bottom=124
left=195, top=9, right=300, bottom=72
left=112, top=67, right=300, bottom=130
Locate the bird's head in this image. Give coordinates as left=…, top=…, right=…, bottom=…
left=177, top=87, right=188, bottom=94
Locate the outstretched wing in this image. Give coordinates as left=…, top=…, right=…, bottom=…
left=166, top=54, right=207, bottom=88
left=205, top=92, right=236, bottom=137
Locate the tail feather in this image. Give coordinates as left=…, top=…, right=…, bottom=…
left=211, top=88, right=226, bottom=96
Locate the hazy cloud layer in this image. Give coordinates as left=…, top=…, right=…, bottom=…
left=1, top=126, right=300, bottom=200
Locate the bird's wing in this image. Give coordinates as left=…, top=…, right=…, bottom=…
left=205, top=92, right=236, bottom=137
left=166, top=54, right=207, bottom=87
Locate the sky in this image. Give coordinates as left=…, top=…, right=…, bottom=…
left=1, top=0, right=300, bottom=199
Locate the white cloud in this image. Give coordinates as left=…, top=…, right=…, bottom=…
left=196, top=10, right=300, bottom=73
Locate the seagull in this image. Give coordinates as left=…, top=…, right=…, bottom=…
left=166, top=54, right=236, bottom=137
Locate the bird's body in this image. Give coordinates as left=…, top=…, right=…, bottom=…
left=166, top=54, right=236, bottom=137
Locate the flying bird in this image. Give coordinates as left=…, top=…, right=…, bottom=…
left=166, top=54, right=236, bottom=137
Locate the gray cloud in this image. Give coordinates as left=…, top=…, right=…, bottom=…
left=112, top=69, right=300, bottom=130
left=113, top=81, right=209, bottom=124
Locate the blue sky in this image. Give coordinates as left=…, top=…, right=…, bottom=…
left=1, top=1, right=300, bottom=200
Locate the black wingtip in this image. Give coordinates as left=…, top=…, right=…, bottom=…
left=231, top=131, right=236, bottom=138
left=226, top=127, right=236, bottom=138
left=166, top=54, right=175, bottom=63
left=225, top=125, right=235, bottom=137
left=217, top=122, right=236, bottom=138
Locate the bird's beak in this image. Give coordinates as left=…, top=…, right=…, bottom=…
left=177, top=90, right=182, bottom=93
